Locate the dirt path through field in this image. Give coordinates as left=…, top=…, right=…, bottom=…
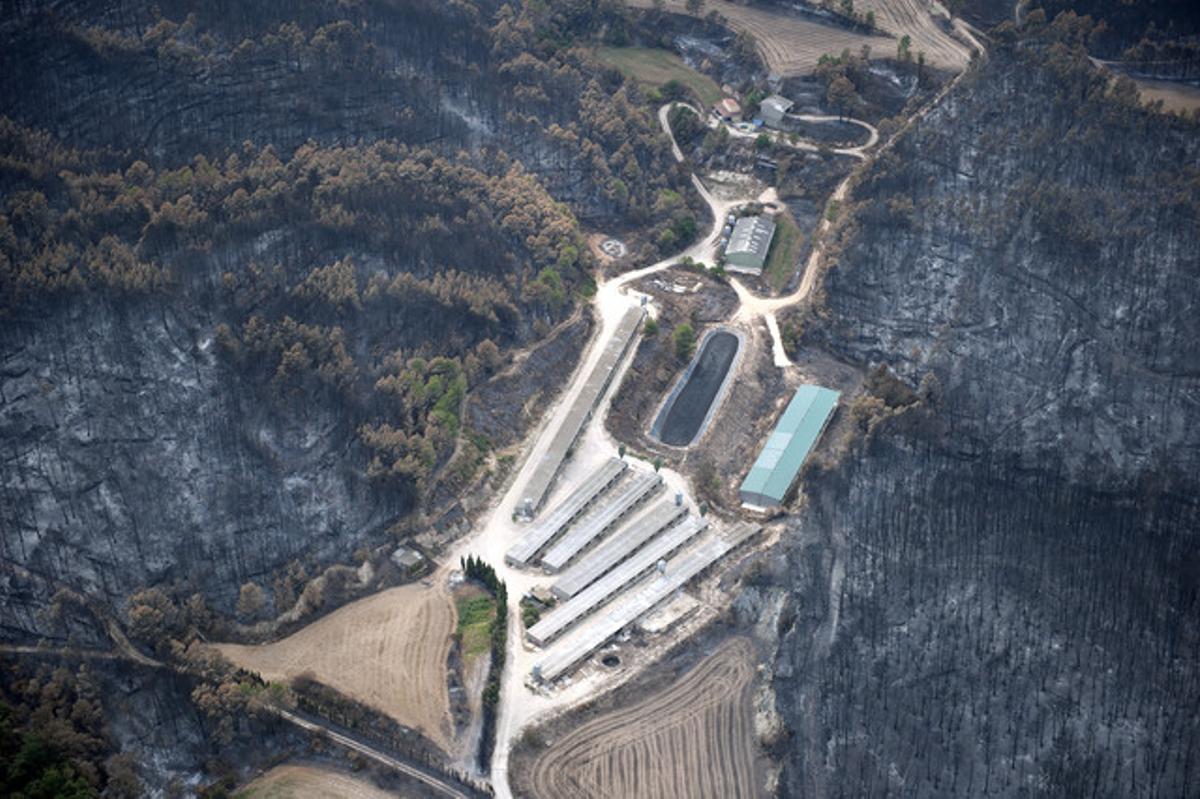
left=525, top=638, right=761, bottom=799
left=217, top=583, right=456, bottom=750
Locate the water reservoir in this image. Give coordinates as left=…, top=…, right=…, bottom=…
left=652, top=330, right=740, bottom=447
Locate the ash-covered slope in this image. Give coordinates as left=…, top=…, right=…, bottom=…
left=0, top=296, right=400, bottom=638
left=776, top=16, right=1200, bottom=797
left=808, top=19, right=1200, bottom=489
left=0, top=0, right=692, bottom=643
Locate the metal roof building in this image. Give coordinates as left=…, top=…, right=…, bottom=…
left=505, top=458, right=627, bottom=567
left=531, top=521, right=760, bottom=682
left=520, top=307, right=644, bottom=516
left=539, top=471, right=661, bottom=572
left=529, top=515, right=709, bottom=646
left=739, top=385, right=840, bottom=508
left=551, top=500, right=689, bottom=601
left=759, top=94, right=794, bottom=128
left=723, top=216, right=776, bottom=275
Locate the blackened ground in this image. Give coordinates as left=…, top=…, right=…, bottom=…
left=656, top=331, right=740, bottom=446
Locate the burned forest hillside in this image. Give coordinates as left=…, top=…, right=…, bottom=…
left=0, top=0, right=695, bottom=645
left=775, top=13, right=1200, bottom=797
left=2, top=0, right=1199, bottom=796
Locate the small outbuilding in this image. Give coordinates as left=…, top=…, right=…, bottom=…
left=391, top=546, right=425, bottom=573
left=529, top=585, right=556, bottom=606
left=759, top=94, right=794, bottom=128
left=723, top=215, right=777, bottom=275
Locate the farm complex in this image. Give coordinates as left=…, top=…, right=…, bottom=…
left=508, top=443, right=761, bottom=681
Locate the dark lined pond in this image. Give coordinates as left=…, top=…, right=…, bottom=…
left=653, top=330, right=739, bottom=447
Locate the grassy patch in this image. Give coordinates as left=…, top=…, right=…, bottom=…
left=594, top=46, right=723, bottom=106
left=764, top=212, right=804, bottom=292
left=456, top=594, right=497, bottom=658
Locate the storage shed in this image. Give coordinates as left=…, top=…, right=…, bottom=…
left=759, top=94, right=794, bottom=128
left=723, top=215, right=776, bottom=274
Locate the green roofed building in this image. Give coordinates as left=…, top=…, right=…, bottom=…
left=739, top=385, right=840, bottom=508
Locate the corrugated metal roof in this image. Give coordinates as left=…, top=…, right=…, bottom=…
left=505, top=458, right=627, bottom=566
left=726, top=216, right=776, bottom=262
left=761, top=94, right=794, bottom=115
left=539, top=471, right=661, bottom=572
left=551, top=502, right=693, bottom=601
left=739, top=385, right=839, bottom=506
left=520, top=307, right=644, bottom=514
left=532, top=521, right=760, bottom=681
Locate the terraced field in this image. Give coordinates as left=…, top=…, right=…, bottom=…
left=526, top=639, right=761, bottom=799
left=217, top=583, right=455, bottom=749
left=236, top=764, right=397, bottom=798
left=629, top=0, right=969, bottom=75
left=857, top=0, right=970, bottom=71
left=630, top=0, right=890, bottom=76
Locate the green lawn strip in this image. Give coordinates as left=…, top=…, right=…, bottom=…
left=594, top=46, right=723, bottom=106
left=456, top=594, right=497, bottom=658
left=764, top=212, right=804, bottom=292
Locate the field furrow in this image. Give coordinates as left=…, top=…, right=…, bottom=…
left=627, top=0, right=969, bottom=75
left=527, top=639, right=760, bottom=799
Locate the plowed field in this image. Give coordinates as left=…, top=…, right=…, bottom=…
left=857, top=0, right=970, bottom=70
left=217, top=583, right=455, bottom=749
left=527, top=638, right=761, bottom=799
left=629, top=0, right=969, bottom=75
left=630, top=0, right=889, bottom=76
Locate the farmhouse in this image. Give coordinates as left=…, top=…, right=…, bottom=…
left=739, top=385, right=840, bottom=508
left=759, top=94, right=794, bottom=128
left=714, top=97, right=742, bottom=122
left=723, top=215, right=777, bottom=274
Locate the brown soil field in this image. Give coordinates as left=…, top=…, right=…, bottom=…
left=630, top=0, right=889, bottom=76
left=526, top=638, right=762, bottom=799
left=236, top=764, right=401, bottom=798
left=217, top=583, right=455, bottom=749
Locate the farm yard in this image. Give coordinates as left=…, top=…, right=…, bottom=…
left=216, top=583, right=456, bottom=750
left=522, top=639, right=761, bottom=799
left=593, top=46, right=724, bottom=105
left=235, top=764, right=396, bottom=799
